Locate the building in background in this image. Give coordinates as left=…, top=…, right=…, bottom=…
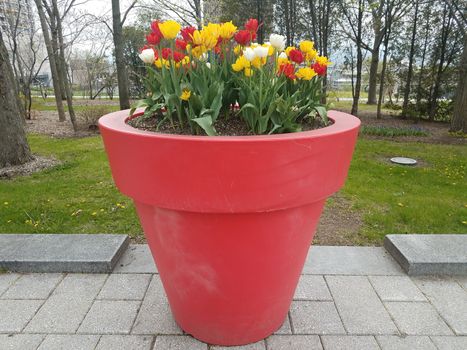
left=0, top=0, right=51, bottom=88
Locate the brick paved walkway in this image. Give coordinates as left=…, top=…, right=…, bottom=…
left=0, top=245, right=466, bottom=349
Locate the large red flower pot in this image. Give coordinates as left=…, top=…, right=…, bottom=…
left=99, top=110, right=360, bottom=346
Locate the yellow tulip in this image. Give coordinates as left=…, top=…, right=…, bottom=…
left=299, top=40, right=314, bottom=53
left=219, top=21, right=237, bottom=39
left=180, top=89, right=191, bottom=101
left=158, top=20, right=181, bottom=40
left=232, top=55, right=250, bottom=72
left=316, top=55, right=331, bottom=66
left=296, top=67, right=317, bottom=80
left=244, top=67, right=253, bottom=77
left=305, top=49, right=318, bottom=62
left=204, top=23, right=221, bottom=38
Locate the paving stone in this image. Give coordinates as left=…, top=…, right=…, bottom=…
left=456, top=277, right=467, bottom=290
left=78, top=300, right=140, bottom=334
left=274, top=315, right=292, bottom=334
left=0, top=334, right=44, bottom=350
left=376, top=335, right=437, bottom=350
left=321, top=335, right=379, bottom=350
left=153, top=335, right=208, bottom=349
left=0, top=299, right=43, bottom=332
left=211, top=340, right=265, bottom=350
left=325, top=276, right=398, bottom=334
left=430, top=336, right=467, bottom=350
left=37, top=335, right=100, bottom=350
left=0, top=234, right=129, bottom=273
left=25, top=274, right=107, bottom=333
left=267, top=335, right=322, bottom=350
left=0, top=273, right=20, bottom=296
left=413, top=277, right=467, bottom=335
left=303, top=247, right=404, bottom=275
left=96, top=335, right=153, bottom=350
left=1, top=273, right=63, bottom=299
left=290, top=301, right=345, bottom=334
left=132, top=276, right=182, bottom=334
left=114, top=245, right=157, bottom=273
left=293, top=275, right=332, bottom=300
left=97, top=274, right=151, bottom=300
left=384, top=234, right=467, bottom=275
left=368, top=276, right=426, bottom=301
left=50, top=274, right=108, bottom=299
left=385, top=302, right=452, bottom=335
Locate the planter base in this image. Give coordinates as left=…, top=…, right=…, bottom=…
left=135, top=200, right=325, bottom=345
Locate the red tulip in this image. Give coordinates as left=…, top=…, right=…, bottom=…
left=162, top=47, right=172, bottom=60
left=146, top=32, right=161, bottom=45
left=234, top=30, right=252, bottom=46
left=173, top=51, right=185, bottom=63
left=181, top=26, right=196, bottom=42
left=245, top=18, right=259, bottom=33
left=150, top=21, right=162, bottom=37
left=176, top=39, right=188, bottom=51
left=278, top=63, right=296, bottom=80
left=289, top=49, right=304, bottom=64
left=312, top=62, right=327, bottom=76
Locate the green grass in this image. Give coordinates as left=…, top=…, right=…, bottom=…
left=328, top=90, right=369, bottom=99
left=342, top=139, right=466, bottom=244
left=31, top=98, right=120, bottom=112
left=360, top=125, right=429, bottom=137
left=0, top=134, right=466, bottom=244
left=0, top=135, right=140, bottom=238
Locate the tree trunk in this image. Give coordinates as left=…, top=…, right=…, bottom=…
left=428, top=3, right=450, bottom=121
left=450, top=33, right=467, bottom=133
left=112, top=0, right=131, bottom=110
left=0, top=32, right=32, bottom=167
left=367, top=47, right=380, bottom=105
left=377, top=8, right=393, bottom=119
left=402, top=0, right=419, bottom=116
left=367, top=12, right=384, bottom=105
left=416, top=9, right=430, bottom=112
left=34, top=0, right=66, bottom=122
left=52, top=0, right=78, bottom=131
left=351, top=0, right=364, bottom=116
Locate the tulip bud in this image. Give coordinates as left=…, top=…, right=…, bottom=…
left=270, top=34, right=286, bottom=51
left=139, top=48, right=155, bottom=64
left=243, top=47, right=256, bottom=61
left=253, top=46, right=269, bottom=58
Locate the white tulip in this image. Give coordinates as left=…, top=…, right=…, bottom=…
left=139, top=48, right=155, bottom=64
left=253, top=45, right=269, bottom=58
left=205, top=62, right=211, bottom=69
left=270, top=34, right=286, bottom=51
left=278, top=52, right=287, bottom=59
left=243, top=47, right=256, bottom=61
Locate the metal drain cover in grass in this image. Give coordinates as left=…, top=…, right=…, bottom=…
left=390, top=157, right=417, bottom=165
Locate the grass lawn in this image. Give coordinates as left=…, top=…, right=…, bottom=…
left=31, top=98, right=120, bottom=112
left=0, top=134, right=465, bottom=244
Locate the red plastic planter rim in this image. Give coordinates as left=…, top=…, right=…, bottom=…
left=99, top=108, right=360, bottom=141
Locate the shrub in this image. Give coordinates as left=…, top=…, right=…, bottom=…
left=78, top=106, right=114, bottom=130
left=360, top=125, right=429, bottom=137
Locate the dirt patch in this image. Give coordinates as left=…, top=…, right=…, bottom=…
left=0, top=155, right=60, bottom=179
left=314, top=194, right=366, bottom=246
left=128, top=111, right=329, bottom=136
left=26, top=111, right=96, bottom=138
